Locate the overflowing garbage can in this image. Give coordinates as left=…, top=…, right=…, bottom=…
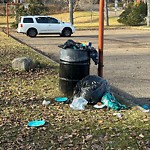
left=58, top=40, right=98, bottom=97
left=59, top=48, right=90, bottom=96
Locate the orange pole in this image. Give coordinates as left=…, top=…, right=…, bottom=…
left=6, top=3, right=9, bottom=37
left=98, top=0, right=104, bottom=77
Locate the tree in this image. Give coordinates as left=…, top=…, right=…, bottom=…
left=105, top=0, right=109, bottom=26
left=118, top=2, right=147, bottom=26
left=12, top=0, right=49, bottom=28
left=25, top=0, right=49, bottom=15
left=65, top=0, right=81, bottom=24
left=147, top=0, right=150, bottom=26
left=69, top=0, right=73, bottom=24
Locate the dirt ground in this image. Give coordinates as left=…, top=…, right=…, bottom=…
left=7, top=28, right=150, bottom=109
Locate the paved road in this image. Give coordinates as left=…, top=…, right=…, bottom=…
left=9, top=29, right=150, bottom=106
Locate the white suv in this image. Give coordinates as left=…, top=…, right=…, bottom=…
left=17, top=16, right=75, bottom=37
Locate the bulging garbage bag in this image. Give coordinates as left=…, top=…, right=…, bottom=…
left=73, top=75, right=110, bottom=104
left=88, top=47, right=99, bottom=65
left=58, top=39, right=80, bottom=49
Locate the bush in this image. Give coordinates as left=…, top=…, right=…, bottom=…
left=118, top=2, right=147, bottom=26
left=11, top=0, right=49, bottom=28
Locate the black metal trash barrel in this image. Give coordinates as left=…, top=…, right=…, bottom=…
left=59, top=48, right=90, bottom=96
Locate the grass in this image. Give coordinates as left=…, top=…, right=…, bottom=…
left=51, top=11, right=124, bottom=29
left=0, top=15, right=15, bottom=27
left=0, top=31, right=150, bottom=149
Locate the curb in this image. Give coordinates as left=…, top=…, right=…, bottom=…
left=2, top=28, right=58, bottom=65
left=112, top=86, right=150, bottom=115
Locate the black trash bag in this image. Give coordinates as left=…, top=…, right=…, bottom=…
left=58, top=39, right=81, bottom=50
left=73, top=75, right=110, bottom=104
left=88, top=47, right=99, bottom=65
left=58, top=40, right=98, bottom=65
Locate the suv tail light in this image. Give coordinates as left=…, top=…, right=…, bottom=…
left=20, top=24, right=23, bottom=27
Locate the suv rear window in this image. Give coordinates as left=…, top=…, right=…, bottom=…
left=23, top=18, right=34, bottom=23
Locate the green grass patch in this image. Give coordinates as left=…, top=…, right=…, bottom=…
left=0, top=16, right=15, bottom=27
left=51, top=11, right=125, bottom=29
left=0, top=31, right=149, bottom=149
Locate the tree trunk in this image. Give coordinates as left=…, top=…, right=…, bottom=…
left=105, top=0, right=109, bottom=26
left=147, top=0, right=150, bottom=26
left=69, top=0, right=73, bottom=24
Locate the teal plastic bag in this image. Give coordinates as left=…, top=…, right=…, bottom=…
left=101, top=92, right=126, bottom=110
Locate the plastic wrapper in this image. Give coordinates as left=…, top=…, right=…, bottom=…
left=101, top=92, right=126, bottom=110
left=73, top=75, right=110, bottom=104
left=70, top=97, right=88, bottom=110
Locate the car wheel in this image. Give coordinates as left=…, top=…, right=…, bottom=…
left=27, top=28, right=37, bottom=37
left=62, top=28, right=72, bottom=37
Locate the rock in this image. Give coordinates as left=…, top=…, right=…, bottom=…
left=12, top=57, right=34, bottom=71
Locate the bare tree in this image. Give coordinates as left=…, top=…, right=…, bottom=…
left=69, top=0, right=73, bottom=24
left=105, top=0, right=109, bottom=26
left=63, top=0, right=81, bottom=11
left=147, top=0, right=150, bottom=26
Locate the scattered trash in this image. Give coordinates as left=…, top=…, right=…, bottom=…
left=113, top=113, right=123, bottom=118
left=101, top=92, right=126, bottom=110
left=93, top=104, right=106, bottom=109
left=71, top=75, right=126, bottom=111
left=55, top=97, right=68, bottom=102
left=141, top=105, right=149, bottom=110
left=141, top=105, right=150, bottom=113
left=139, top=134, right=144, bottom=138
left=142, top=109, right=150, bottom=113
left=59, top=40, right=98, bottom=65
left=28, top=120, right=45, bottom=127
left=70, top=97, right=88, bottom=110
left=73, top=75, right=110, bottom=104
left=42, top=100, right=51, bottom=106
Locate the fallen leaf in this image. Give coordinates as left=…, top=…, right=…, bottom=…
left=98, top=120, right=103, bottom=125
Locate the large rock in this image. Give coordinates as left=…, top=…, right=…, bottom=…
left=12, top=57, right=34, bottom=71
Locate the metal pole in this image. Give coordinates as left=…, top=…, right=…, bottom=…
left=98, top=0, right=104, bottom=77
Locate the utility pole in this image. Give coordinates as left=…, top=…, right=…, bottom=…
left=98, top=0, right=104, bottom=77
left=69, top=0, right=73, bottom=24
